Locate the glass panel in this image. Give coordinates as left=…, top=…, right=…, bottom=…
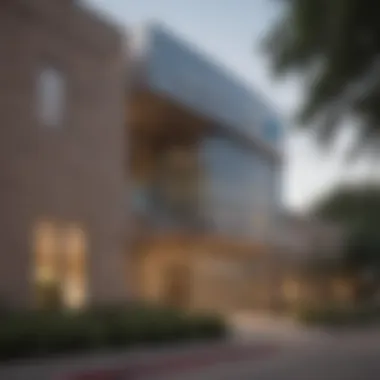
left=146, top=26, right=283, bottom=146
left=33, top=220, right=62, bottom=309
left=33, top=221, right=88, bottom=310
left=37, top=67, right=66, bottom=127
left=61, top=225, right=87, bottom=310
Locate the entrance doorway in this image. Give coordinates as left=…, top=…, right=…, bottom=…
left=163, top=263, right=191, bottom=309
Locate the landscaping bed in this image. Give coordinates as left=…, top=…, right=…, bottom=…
left=0, top=304, right=226, bottom=362
left=295, top=303, right=380, bottom=327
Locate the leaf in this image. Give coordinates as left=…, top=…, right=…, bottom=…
left=263, top=0, right=380, bottom=156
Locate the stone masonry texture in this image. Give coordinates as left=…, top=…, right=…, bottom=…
left=0, top=0, right=128, bottom=308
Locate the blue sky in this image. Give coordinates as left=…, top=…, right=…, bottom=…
left=85, top=0, right=368, bottom=211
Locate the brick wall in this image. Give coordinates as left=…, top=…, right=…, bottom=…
left=0, top=0, right=128, bottom=308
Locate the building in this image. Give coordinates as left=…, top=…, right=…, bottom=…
left=0, top=1, right=284, bottom=313
left=129, top=25, right=284, bottom=313
left=0, top=0, right=127, bottom=309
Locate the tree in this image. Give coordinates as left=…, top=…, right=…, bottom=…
left=314, top=183, right=380, bottom=226
left=264, top=0, right=380, bottom=156
left=313, top=184, right=380, bottom=301
left=345, top=225, right=380, bottom=272
left=314, top=183, right=380, bottom=277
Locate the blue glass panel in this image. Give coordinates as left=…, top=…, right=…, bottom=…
left=262, top=116, right=282, bottom=145
left=198, top=136, right=281, bottom=239
left=144, top=25, right=284, bottom=147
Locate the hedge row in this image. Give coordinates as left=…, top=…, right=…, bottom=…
left=296, top=303, right=380, bottom=326
left=0, top=305, right=226, bottom=361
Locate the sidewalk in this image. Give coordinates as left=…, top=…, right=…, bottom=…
left=229, top=312, right=332, bottom=345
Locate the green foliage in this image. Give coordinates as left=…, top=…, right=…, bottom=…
left=313, top=183, right=380, bottom=273
left=345, top=224, right=380, bottom=270
left=264, top=0, right=380, bottom=155
left=0, top=305, right=226, bottom=362
left=314, top=183, right=380, bottom=225
left=296, top=303, right=380, bottom=326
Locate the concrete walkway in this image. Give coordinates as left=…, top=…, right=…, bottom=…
left=172, top=328, right=380, bottom=380
left=229, top=312, right=331, bottom=345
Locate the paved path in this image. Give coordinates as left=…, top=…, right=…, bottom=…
left=228, top=312, right=331, bottom=343
left=164, top=329, right=380, bottom=380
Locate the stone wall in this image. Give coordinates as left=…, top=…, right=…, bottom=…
left=0, top=0, right=128, bottom=308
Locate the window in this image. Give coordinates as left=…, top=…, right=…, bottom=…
left=33, top=220, right=61, bottom=309
left=33, top=220, right=88, bottom=310
left=62, top=225, right=87, bottom=310
left=37, top=66, right=66, bottom=127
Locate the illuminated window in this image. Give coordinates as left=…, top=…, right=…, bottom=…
left=37, top=66, right=66, bottom=127
left=33, top=220, right=61, bottom=309
left=33, top=220, right=88, bottom=310
left=61, top=225, right=87, bottom=310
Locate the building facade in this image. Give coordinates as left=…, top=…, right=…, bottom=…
left=130, top=24, right=283, bottom=237
left=129, top=24, right=285, bottom=313
left=0, top=3, right=285, bottom=313
left=0, top=0, right=127, bottom=309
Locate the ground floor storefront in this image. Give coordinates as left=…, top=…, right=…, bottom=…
left=130, top=234, right=295, bottom=315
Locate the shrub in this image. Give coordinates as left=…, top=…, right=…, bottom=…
left=295, top=303, right=380, bottom=326
left=186, top=314, right=226, bottom=339
left=0, top=305, right=227, bottom=361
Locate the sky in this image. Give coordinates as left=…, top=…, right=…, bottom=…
left=85, top=0, right=370, bottom=212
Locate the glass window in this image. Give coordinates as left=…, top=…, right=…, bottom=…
left=62, top=225, right=87, bottom=310
left=33, top=220, right=61, bottom=309
left=33, top=220, right=88, bottom=310
left=37, top=66, right=66, bottom=127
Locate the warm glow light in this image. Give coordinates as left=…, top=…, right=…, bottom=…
left=62, top=277, right=86, bottom=309
left=283, top=279, right=299, bottom=301
left=34, top=221, right=58, bottom=281
left=33, top=220, right=60, bottom=308
left=62, top=225, right=87, bottom=309
left=33, top=220, right=88, bottom=310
